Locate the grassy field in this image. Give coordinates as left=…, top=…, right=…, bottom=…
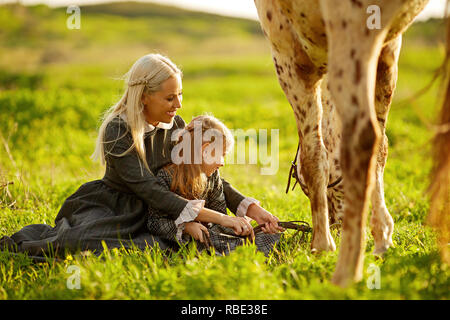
left=0, top=3, right=448, bottom=299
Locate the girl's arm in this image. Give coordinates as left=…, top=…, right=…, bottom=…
left=195, top=207, right=254, bottom=238
left=220, top=175, right=261, bottom=218
left=212, top=171, right=283, bottom=234
left=196, top=172, right=253, bottom=237
left=221, top=178, right=245, bottom=214
left=147, top=205, right=252, bottom=242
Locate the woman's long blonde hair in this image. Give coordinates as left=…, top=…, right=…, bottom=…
left=91, top=53, right=182, bottom=172
left=165, top=115, right=234, bottom=200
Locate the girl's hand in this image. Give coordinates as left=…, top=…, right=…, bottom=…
left=184, top=222, right=210, bottom=243
left=246, top=203, right=285, bottom=234
left=220, top=216, right=254, bottom=239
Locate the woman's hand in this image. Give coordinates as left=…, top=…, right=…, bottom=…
left=246, top=203, right=285, bottom=234
left=220, top=215, right=254, bottom=239
left=184, top=222, right=210, bottom=243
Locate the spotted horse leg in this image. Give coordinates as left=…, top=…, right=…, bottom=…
left=370, top=36, right=402, bottom=256
left=255, top=0, right=336, bottom=252
left=320, top=0, right=406, bottom=287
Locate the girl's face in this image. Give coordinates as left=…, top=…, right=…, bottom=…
left=141, top=75, right=183, bottom=125
left=201, top=142, right=226, bottom=177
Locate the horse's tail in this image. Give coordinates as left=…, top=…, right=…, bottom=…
left=428, top=1, right=450, bottom=265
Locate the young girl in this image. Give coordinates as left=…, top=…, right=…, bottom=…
left=147, top=115, right=281, bottom=256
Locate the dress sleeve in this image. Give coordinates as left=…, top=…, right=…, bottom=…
left=235, top=197, right=260, bottom=217
left=104, top=119, right=188, bottom=220
left=147, top=169, right=205, bottom=242
left=210, top=171, right=259, bottom=217
left=147, top=200, right=205, bottom=243
left=220, top=175, right=261, bottom=217
left=221, top=177, right=246, bottom=214
left=205, top=171, right=228, bottom=214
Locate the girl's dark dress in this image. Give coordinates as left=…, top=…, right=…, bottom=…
left=147, top=169, right=281, bottom=256
left=0, top=115, right=247, bottom=257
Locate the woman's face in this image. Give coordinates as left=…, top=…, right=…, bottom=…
left=141, top=75, right=183, bottom=125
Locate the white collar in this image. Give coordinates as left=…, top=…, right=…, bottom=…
left=119, top=113, right=174, bottom=133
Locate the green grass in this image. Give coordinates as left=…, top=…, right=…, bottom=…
left=0, top=3, right=449, bottom=299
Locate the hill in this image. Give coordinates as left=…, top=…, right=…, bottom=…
left=0, top=2, right=445, bottom=69
left=0, top=2, right=267, bottom=68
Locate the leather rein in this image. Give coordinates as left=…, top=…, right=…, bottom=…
left=286, top=142, right=343, bottom=195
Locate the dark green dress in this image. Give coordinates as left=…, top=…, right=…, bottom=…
left=0, top=115, right=247, bottom=257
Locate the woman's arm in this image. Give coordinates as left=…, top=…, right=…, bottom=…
left=104, top=119, right=188, bottom=220
left=194, top=207, right=226, bottom=225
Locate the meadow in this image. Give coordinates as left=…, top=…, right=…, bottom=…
left=0, top=2, right=448, bottom=299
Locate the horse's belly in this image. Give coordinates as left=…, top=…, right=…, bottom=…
left=282, top=0, right=429, bottom=66
left=278, top=0, right=328, bottom=68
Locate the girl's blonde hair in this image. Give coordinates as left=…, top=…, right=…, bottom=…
left=165, top=115, right=234, bottom=200
left=91, top=53, right=182, bottom=172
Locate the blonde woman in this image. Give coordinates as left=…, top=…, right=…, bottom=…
left=147, top=115, right=281, bottom=256
left=1, top=54, right=283, bottom=257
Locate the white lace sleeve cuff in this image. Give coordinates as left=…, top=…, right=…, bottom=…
left=236, top=197, right=260, bottom=217
left=174, top=199, right=205, bottom=242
